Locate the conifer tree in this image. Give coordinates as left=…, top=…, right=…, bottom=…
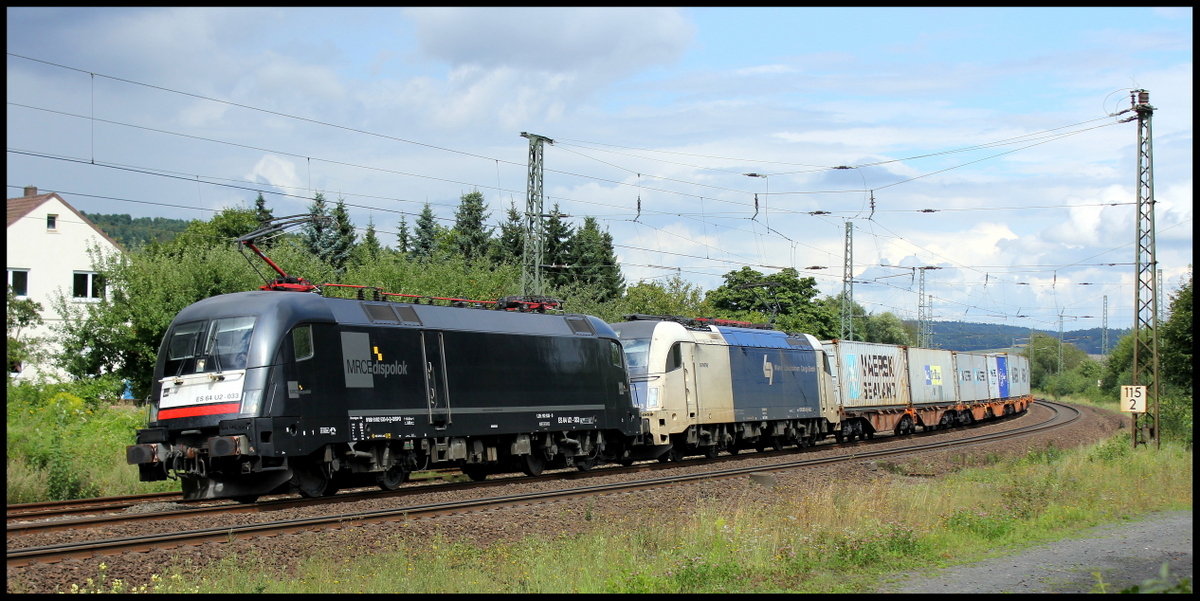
left=542, top=204, right=574, bottom=288
left=301, top=192, right=336, bottom=259
left=493, top=200, right=524, bottom=266
left=253, top=192, right=274, bottom=225
left=327, top=197, right=357, bottom=273
left=355, top=215, right=382, bottom=264
left=567, top=216, right=624, bottom=301
left=396, top=216, right=410, bottom=255
left=411, top=203, right=440, bottom=261
left=453, top=190, right=493, bottom=265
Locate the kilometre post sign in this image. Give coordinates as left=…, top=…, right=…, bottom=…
left=1120, top=385, right=1147, bottom=413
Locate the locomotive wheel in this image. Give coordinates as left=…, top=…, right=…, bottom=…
left=296, top=466, right=339, bottom=498
left=231, top=495, right=259, bottom=504
left=462, top=465, right=489, bottom=482
left=377, top=466, right=409, bottom=491
left=520, top=452, right=545, bottom=477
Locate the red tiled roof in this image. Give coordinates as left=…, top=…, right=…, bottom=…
left=6, top=191, right=126, bottom=253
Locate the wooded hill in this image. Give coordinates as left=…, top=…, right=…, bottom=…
left=924, top=320, right=1130, bottom=355
left=81, top=212, right=190, bottom=249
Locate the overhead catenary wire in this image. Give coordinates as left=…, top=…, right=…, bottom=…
left=8, top=53, right=1164, bottom=331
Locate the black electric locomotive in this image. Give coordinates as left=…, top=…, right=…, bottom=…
left=126, top=289, right=656, bottom=502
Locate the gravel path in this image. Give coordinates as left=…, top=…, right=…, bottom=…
left=878, top=510, right=1193, bottom=593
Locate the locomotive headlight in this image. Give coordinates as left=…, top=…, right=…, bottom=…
left=239, top=389, right=263, bottom=416
left=647, top=387, right=660, bottom=409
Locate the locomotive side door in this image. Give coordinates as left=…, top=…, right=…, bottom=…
left=683, top=342, right=699, bottom=419
left=421, top=330, right=450, bottom=428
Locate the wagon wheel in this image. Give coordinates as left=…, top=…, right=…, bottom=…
left=703, top=445, right=720, bottom=460
left=377, top=465, right=409, bottom=491
left=520, top=452, right=546, bottom=477
left=231, top=495, right=259, bottom=504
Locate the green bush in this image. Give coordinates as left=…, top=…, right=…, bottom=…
left=6, top=378, right=174, bottom=503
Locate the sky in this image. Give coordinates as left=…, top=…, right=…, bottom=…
left=6, top=7, right=1193, bottom=335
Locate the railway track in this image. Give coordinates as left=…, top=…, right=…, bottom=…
left=7, top=401, right=1077, bottom=568
left=6, top=404, right=1035, bottom=533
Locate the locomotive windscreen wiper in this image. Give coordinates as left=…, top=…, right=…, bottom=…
left=206, top=325, right=223, bottom=377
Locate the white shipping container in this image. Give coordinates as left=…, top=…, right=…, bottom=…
left=1008, top=354, right=1031, bottom=397
left=906, top=347, right=957, bottom=405
left=821, top=340, right=910, bottom=409
left=954, top=352, right=990, bottom=403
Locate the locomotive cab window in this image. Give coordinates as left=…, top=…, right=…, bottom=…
left=293, top=325, right=314, bottom=362
left=619, top=338, right=650, bottom=374
left=165, top=320, right=204, bottom=375
left=666, top=342, right=683, bottom=372
left=609, top=340, right=625, bottom=368
left=200, top=316, right=256, bottom=372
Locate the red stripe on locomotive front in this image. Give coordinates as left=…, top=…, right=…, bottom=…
left=158, top=402, right=242, bottom=420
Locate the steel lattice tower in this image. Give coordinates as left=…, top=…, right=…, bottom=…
left=1102, top=295, right=1109, bottom=355
left=917, top=266, right=938, bottom=347
left=1129, top=90, right=1160, bottom=448
left=520, top=132, right=553, bottom=296
left=841, top=221, right=854, bottom=340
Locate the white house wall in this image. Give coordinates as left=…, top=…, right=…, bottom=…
left=7, top=195, right=124, bottom=380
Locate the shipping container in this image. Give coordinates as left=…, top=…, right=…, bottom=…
left=906, top=347, right=958, bottom=405
left=821, top=339, right=910, bottom=409
left=986, top=355, right=1001, bottom=399
left=953, top=352, right=990, bottom=403
left=1008, top=353, right=1031, bottom=397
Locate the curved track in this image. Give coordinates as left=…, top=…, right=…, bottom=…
left=8, top=401, right=1076, bottom=568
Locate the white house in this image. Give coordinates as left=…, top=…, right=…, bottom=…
left=7, top=185, right=126, bottom=380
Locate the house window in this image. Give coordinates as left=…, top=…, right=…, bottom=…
left=8, top=269, right=29, bottom=298
left=73, top=271, right=104, bottom=300
left=47, top=214, right=58, bottom=231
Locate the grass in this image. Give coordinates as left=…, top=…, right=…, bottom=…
left=6, top=378, right=179, bottom=504
left=49, top=431, right=1192, bottom=594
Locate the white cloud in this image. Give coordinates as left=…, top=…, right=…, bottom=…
left=735, top=64, right=796, bottom=76
left=403, top=7, right=693, bottom=78
left=246, top=154, right=304, bottom=191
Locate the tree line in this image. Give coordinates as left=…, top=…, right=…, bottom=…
left=8, top=188, right=1190, bottom=440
